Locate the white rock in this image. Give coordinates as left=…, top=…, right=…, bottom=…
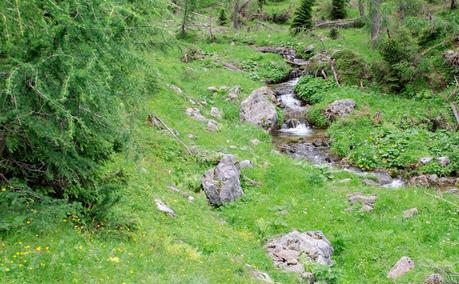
left=437, top=156, right=450, bottom=167
left=207, top=120, right=219, bottom=132
left=155, top=199, right=176, bottom=217
left=228, top=85, right=242, bottom=99
left=208, top=86, right=218, bottom=92
left=210, top=107, right=222, bottom=119
left=420, top=157, right=434, bottom=165
left=169, top=84, right=183, bottom=95
left=387, top=256, right=415, bottom=279
left=186, top=108, right=207, bottom=122
left=266, top=230, right=333, bottom=276
left=403, top=208, right=418, bottom=218
left=245, top=265, right=274, bottom=283
left=347, top=192, right=377, bottom=212
left=324, top=99, right=356, bottom=121
left=239, top=160, right=253, bottom=169
left=423, top=273, right=443, bottom=284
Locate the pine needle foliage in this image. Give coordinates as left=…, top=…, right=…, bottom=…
left=0, top=0, right=164, bottom=214
left=331, top=0, right=347, bottom=20
left=291, top=0, right=315, bottom=35
left=218, top=8, right=228, bottom=26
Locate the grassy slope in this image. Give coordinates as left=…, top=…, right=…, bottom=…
left=1, top=3, right=459, bottom=284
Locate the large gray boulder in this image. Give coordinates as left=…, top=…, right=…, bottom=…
left=266, top=230, right=333, bottom=277
left=202, top=155, right=243, bottom=206
left=240, top=87, right=278, bottom=131
left=324, top=99, right=356, bottom=120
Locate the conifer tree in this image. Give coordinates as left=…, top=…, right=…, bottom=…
left=180, top=0, right=196, bottom=36
left=331, top=0, right=347, bottom=20
left=291, top=0, right=315, bottom=35
left=257, top=0, right=265, bottom=11
left=218, top=8, right=228, bottom=26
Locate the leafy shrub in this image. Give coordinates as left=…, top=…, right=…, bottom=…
left=268, top=11, right=291, bottom=24
left=333, top=50, right=369, bottom=86
left=0, top=0, right=162, bottom=215
left=241, top=55, right=290, bottom=83
left=294, top=76, right=336, bottom=104
left=307, top=106, right=330, bottom=128
left=329, top=28, right=340, bottom=40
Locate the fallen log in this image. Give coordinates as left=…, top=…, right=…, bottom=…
left=451, top=103, right=459, bottom=127
left=315, top=18, right=364, bottom=29
left=223, top=62, right=243, bottom=72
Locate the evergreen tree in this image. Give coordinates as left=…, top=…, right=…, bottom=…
left=218, top=8, right=228, bottom=26
left=0, top=0, right=163, bottom=214
left=331, top=0, right=347, bottom=20
left=257, top=0, right=265, bottom=11
left=291, top=0, right=315, bottom=34
left=180, top=0, right=197, bottom=36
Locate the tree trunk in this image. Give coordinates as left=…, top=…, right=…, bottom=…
left=399, top=2, right=406, bottom=20
left=370, top=0, right=382, bottom=47
left=358, top=0, right=365, bottom=17
left=180, top=0, right=188, bottom=35
left=452, top=0, right=457, bottom=10
left=232, top=0, right=241, bottom=29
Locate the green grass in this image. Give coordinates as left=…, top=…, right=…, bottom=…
left=293, top=76, right=459, bottom=175
left=1, top=2, right=459, bottom=283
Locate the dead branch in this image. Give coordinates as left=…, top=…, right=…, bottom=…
left=451, top=103, right=459, bottom=127
left=149, top=113, right=193, bottom=155
left=330, top=59, right=341, bottom=87
left=222, top=62, right=243, bottom=72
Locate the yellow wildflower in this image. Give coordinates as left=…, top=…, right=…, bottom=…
left=108, top=256, right=120, bottom=263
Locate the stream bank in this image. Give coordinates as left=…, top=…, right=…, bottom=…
left=268, top=77, right=406, bottom=188
left=257, top=45, right=458, bottom=191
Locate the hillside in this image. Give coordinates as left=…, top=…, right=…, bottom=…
left=0, top=0, right=458, bottom=283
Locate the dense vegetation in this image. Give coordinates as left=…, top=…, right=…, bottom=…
left=0, top=0, right=458, bottom=283
left=0, top=0, right=163, bottom=216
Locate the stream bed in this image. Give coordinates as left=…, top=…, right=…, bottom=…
left=268, top=78, right=406, bottom=189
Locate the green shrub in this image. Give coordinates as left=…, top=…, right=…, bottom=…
left=0, top=0, right=163, bottom=215
left=294, top=76, right=336, bottom=104
left=307, top=106, right=330, bottom=128
left=241, top=55, right=290, bottom=83
left=333, top=50, right=369, bottom=86
left=329, top=28, right=340, bottom=39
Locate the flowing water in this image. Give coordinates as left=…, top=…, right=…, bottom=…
left=269, top=78, right=405, bottom=188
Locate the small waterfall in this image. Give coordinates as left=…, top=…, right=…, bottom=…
left=268, top=76, right=407, bottom=188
